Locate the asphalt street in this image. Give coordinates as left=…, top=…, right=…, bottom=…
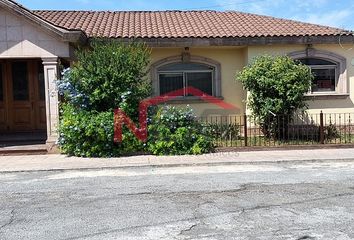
left=0, top=161, right=354, bottom=239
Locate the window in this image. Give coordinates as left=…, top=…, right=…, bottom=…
left=38, top=62, right=45, bottom=101
left=12, top=61, right=29, bottom=101
left=289, top=49, right=348, bottom=96
left=158, top=62, right=214, bottom=96
left=299, top=58, right=337, bottom=93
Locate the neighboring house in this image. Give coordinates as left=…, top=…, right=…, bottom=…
left=0, top=0, right=353, bottom=149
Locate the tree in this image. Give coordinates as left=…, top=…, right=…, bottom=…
left=236, top=55, right=313, bottom=138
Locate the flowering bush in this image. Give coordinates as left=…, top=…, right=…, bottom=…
left=59, top=104, right=144, bottom=157
left=57, top=68, right=89, bottom=108
left=147, top=106, right=215, bottom=155
left=57, top=40, right=151, bottom=157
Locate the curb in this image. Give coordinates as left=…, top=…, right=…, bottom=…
left=1, top=157, right=354, bottom=174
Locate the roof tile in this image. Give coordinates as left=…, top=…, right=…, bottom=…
left=33, top=10, right=347, bottom=39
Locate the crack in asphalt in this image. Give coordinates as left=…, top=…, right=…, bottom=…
left=297, top=235, right=316, bottom=240
left=178, top=223, right=198, bottom=236
left=114, top=186, right=249, bottom=198
left=63, top=190, right=354, bottom=240
left=0, top=209, right=15, bottom=232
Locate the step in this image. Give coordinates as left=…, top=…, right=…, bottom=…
left=0, top=144, right=48, bottom=155
left=0, top=133, right=46, bottom=143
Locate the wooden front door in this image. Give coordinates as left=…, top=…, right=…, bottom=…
left=0, top=60, right=46, bottom=133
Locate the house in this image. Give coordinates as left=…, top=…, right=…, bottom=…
left=0, top=0, right=353, bottom=150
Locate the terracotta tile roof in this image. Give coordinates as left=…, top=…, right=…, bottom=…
left=33, top=10, right=347, bottom=39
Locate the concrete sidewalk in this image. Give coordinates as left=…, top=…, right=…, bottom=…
left=1, top=148, right=354, bottom=173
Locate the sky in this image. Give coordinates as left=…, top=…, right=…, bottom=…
left=16, top=0, right=354, bottom=30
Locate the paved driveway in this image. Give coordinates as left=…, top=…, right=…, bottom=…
left=0, top=161, right=354, bottom=239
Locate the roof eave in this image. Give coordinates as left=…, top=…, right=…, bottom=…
left=62, top=31, right=88, bottom=45
left=105, top=34, right=354, bottom=47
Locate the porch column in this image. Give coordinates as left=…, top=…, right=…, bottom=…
left=42, top=57, right=60, bottom=151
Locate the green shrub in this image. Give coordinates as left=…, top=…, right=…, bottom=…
left=236, top=55, right=313, bottom=139
left=58, top=104, right=144, bottom=157
left=147, top=106, right=215, bottom=155
left=324, top=123, right=340, bottom=141
left=57, top=40, right=151, bottom=157
left=60, top=39, right=151, bottom=117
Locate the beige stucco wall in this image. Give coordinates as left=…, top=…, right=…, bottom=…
left=0, top=7, right=70, bottom=58
left=150, top=47, right=247, bottom=116
left=247, top=44, right=354, bottom=115
left=151, top=44, right=354, bottom=117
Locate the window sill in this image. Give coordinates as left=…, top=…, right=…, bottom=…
left=158, top=96, right=224, bottom=104
left=304, top=93, right=349, bottom=100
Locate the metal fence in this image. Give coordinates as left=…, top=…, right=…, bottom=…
left=198, top=112, right=354, bottom=148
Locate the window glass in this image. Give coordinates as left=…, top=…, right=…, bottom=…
left=38, top=62, right=45, bottom=101
left=311, top=68, right=336, bottom=92
left=158, top=62, right=215, bottom=97
left=299, top=58, right=337, bottom=93
left=0, top=64, right=3, bottom=101
left=159, top=73, right=184, bottom=95
left=12, top=62, right=29, bottom=101
left=186, top=72, right=213, bottom=96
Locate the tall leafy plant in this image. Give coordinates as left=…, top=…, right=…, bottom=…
left=68, top=39, right=151, bottom=119
left=236, top=55, right=313, bottom=138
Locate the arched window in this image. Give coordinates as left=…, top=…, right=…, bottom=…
left=151, top=55, right=222, bottom=98
left=158, top=62, right=214, bottom=96
left=289, top=49, right=348, bottom=95
left=298, top=58, right=337, bottom=93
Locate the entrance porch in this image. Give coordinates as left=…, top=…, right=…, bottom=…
left=0, top=1, right=86, bottom=152
left=0, top=58, right=60, bottom=151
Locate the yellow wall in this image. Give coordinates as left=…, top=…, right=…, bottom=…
left=247, top=44, right=354, bottom=114
left=150, top=44, right=354, bottom=117
left=150, top=47, right=247, bottom=116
